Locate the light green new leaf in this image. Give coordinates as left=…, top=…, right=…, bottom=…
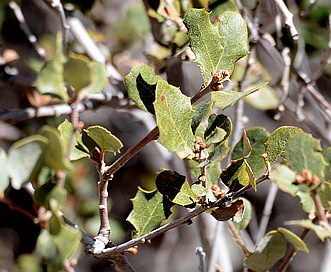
left=84, top=126, right=123, bottom=154
left=285, top=132, right=327, bottom=180
left=58, top=119, right=89, bottom=161
left=265, top=126, right=302, bottom=165
left=245, top=231, right=287, bottom=272
left=285, top=220, right=331, bottom=241
left=127, top=188, right=167, bottom=238
left=211, top=85, right=262, bottom=110
left=278, top=227, right=309, bottom=253
left=36, top=34, right=68, bottom=101
left=125, top=63, right=161, bottom=114
left=184, top=9, right=248, bottom=80
left=154, top=80, right=194, bottom=159
left=8, top=135, right=48, bottom=189
left=39, top=126, right=72, bottom=171
left=297, top=190, right=315, bottom=213
left=0, top=148, right=9, bottom=192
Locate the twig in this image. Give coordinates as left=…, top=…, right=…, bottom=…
left=43, top=0, right=69, bottom=54
left=196, top=247, right=207, bottom=272
left=9, top=1, right=45, bottom=58
left=273, top=0, right=299, bottom=40
left=255, top=182, right=278, bottom=243
left=227, top=221, right=250, bottom=257
left=277, top=219, right=316, bottom=272
left=311, top=189, right=330, bottom=228
left=279, top=47, right=291, bottom=105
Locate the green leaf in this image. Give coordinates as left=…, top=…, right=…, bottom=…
left=0, top=148, right=9, bottom=192
left=204, top=114, right=231, bottom=146
left=284, top=132, right=327, bottom=180
left=211, top=86, right=261, bottom=111
left=296, top=190, right=315, bottom=213
left=36, top=230, right=59, bottom=263
left=317, top=181, right=331, bottom=209
left=217, top=11, right=249, bottom=75
left=245, top=231, right=287, bottom=272
left=323, top=147, right=331, bottom=182
left=232, top=127, right=269, bottom=178
left=277, top=227, right=309, bottom=253
left=191, top=183, right=209, bottom=197
left=58, top=119, right=89, bottom=161
left=125, top=63, right=160, bottom=114
left=36, top=34, right=67, bottom=101
left=8, top=135, right=48, bottom=189
left=64, top=55, right=91, bottom=91
left=53, top=224, right=81, bottom=260
left=127, top=187, right=168, bottom=238
left=35, top=181, right=67, bottom=211
left=155, top=170, right=197, bottom=207
left=81, top=61, right=108, bottom=94
left=84, top=126, right=123, bottom=154
left=16, top=254, right=42, bottom=272
left=285, top=220, right=331, bottom=241
left=184, top=9, right=248, bottom=80
left=184, top=9, right=225, bottom=81
left=191, top=100, right=213, bottom=134
left=233, top=198, right=252, bottom=231
left=265, top=126, right=302, bottom=165
left=154, top=80, right=195, bottom=159
left=39, top=126, right=72, bottom=171
left=245, top=85, right=279, bottom=110
left=270, top=165, right=298, bottom=196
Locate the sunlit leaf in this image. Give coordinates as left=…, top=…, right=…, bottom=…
left=265, top=126, right=302, bottom=165
left=233, top=198, right=252, bottom=231
left=127, top=187, right=169, bottom=238
left=58, top=119, right=89, bottom=161
left=81, top=61, right=108, bottom=94
left=204, top=114, right=231, bottom=146
left=125, top=63, right=160, bottom=114
left=317, top=181, right=331, bottom=209
left=184, top=9, right=248, bottom=80
left=191, top=100, right=213, bottom=134
left=155, top=170, right=197, bottom=207
left=270, top=165, right=298, bottom=196
left=284, top=132, right=327, bottom=180
left=245, top=231, right=287, bottom=272
left=278, top=227, right=309, bottom=253
left=285, top=220, right=331, bottom=241
left=84, top=126, right=123, bottom=154
left=154, top=80, right=195, bottom=159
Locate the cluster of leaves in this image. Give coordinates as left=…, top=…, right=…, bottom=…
left=1, top=1, right=331, bottom=271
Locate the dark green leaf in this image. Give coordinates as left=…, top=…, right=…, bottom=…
left=245, top=231, right=287, bottom=272
left=127, top=187, right=168, bottom=238
left=154, top=80, right=195, bottom=159
left=35, top=181, right=67, bottom=211
left=36, top=34, right=67, bottom=101
left=211, top=199, right=245, bottom=222
left=265, top=126, right=302, bottom=165
left=125, top=63, right=160, bottom=114
left=204, top=114, right=231, bottom=145
left=84, top=126, right=123, bottom=154
left=155, top=170, right=197, bottom=207
left=278, top=227, right=309, bottom=253
left=8, top=135, right=48, bottom=189
left=191, top=100, right=213, bottom=134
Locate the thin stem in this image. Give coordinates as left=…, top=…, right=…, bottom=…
left=311, top=189, right=330, bottom=228
left=277, top=222, right=313, bottom=272
left=227, top=221, right=250, bottom=257
left=273, top=0, right=299, bottom=40
left=196, top=247, right=207, bottom=272
left=255, top=182, right=278, bottom=243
